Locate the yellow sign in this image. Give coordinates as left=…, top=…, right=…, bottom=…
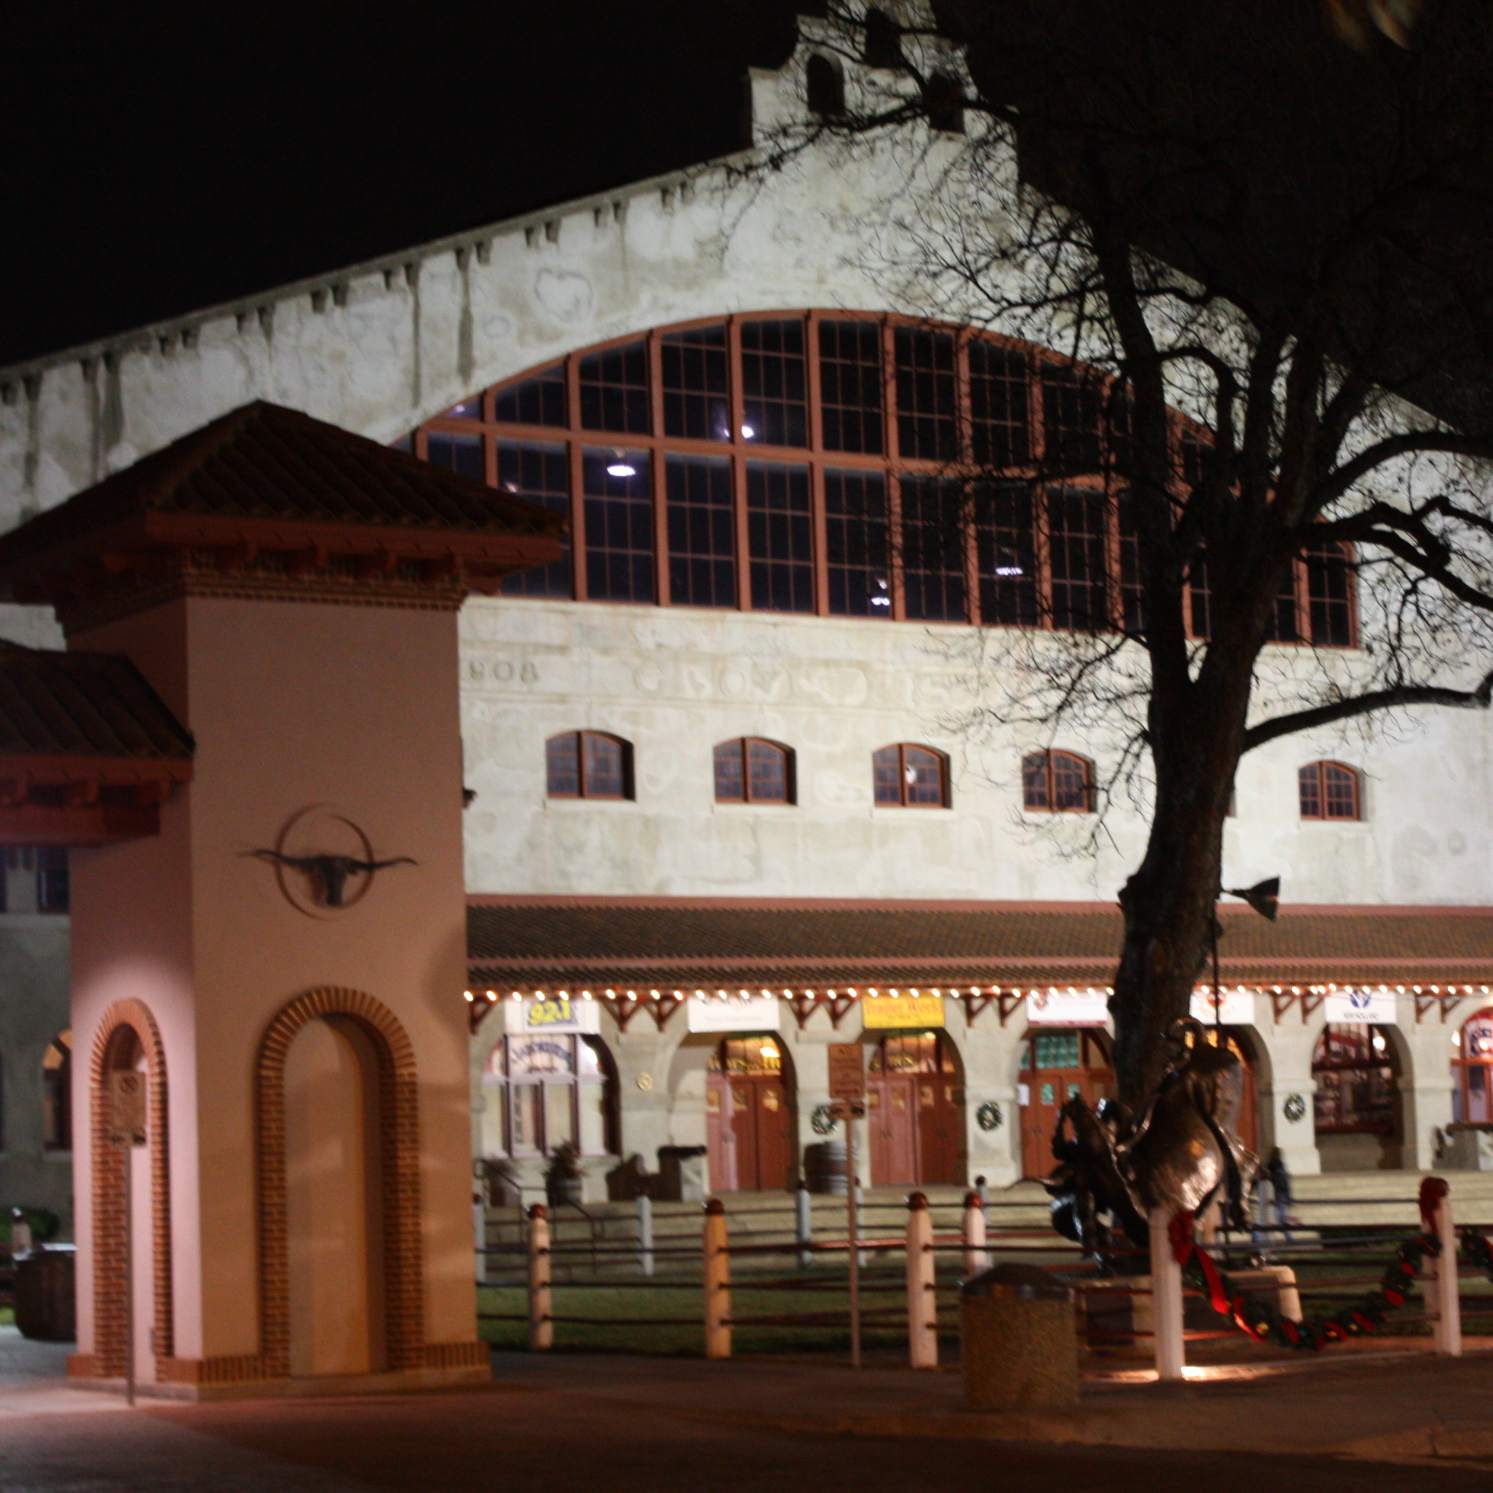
left=861, top=995, right=945, bottom=1031
left=526, top=995, right=575, bottom=1029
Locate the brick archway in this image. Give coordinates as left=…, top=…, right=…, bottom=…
left=86, top=999, right=172, bottom=1379
left=256, top=988, right=423, bottom=1376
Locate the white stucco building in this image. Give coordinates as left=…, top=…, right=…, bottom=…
left=5, top=5, right=1493, bottom=1228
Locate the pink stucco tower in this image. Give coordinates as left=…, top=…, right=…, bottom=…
left=0, top=402, right=563, bottom=1394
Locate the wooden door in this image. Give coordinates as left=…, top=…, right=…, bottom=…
left=915, top=1073, right=964, bottom=1183
left=1020, top=1030, right=1114, bottom=1179
left=747, top=1075, right=791, bottom=1191
left=705, top=1070, right=735, bottom=1194
left=869, top=1075, right=918, bottom=1184
left=1020, top=1068, right=1065, bottom=1180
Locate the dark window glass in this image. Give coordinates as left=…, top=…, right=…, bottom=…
left=1047, top=487, right=1108, bottom=630
left=874, top=744, right=947, bottom=807
left=714, top=739, right=793, bottom=804
left=864, top=7, right=903, bottom=66
left=499, top=442, right=573, bottom=598
left=546, top=733, right=580, bottom=796
left=547, top=731, right=630, bottom=800
left=1299, top=761, right=1361, bottom=821
left=740, top=320, right=808, bottom=447
left=1022, top=751, right=1051, bottom=810
left=426, top=431, right=484, bottom=481
left=495, top=366, right=567, bottom=427
left=819, top=321, right=884, bottom=454
left=440, top=396, right=481, bottom=420
left=584, top=733, right=626, bottom=798
left=975, top=484, right=1038, bottom=626
left=666, top=456, right=735, bottom=608
left=36, top=848, right=68, bottom=914
left=579, top=341, right=650, bottom=435
left=873, top=744, right=902, bottom=805
left=714, top=741, right=745, bottom=802
left=826, top=470, right=891, bottom=617
left=1023, top=750, right=1092, bottom=812
left=969, top=341, right=1031, bottom=467
left=1188, top=551, right=1212, bottom=639
left=893, top=328, right=957, bottom=460
left=900, top=477, right=967, bottom=622
left=806, top=54, right=845, bottom=118
left=1105, top=389, right=1134, bottom=475
left=1178, top=431, right=1209, bottom=490
left=1117, top=492, right=1144, bottom=633
left=924, top=72, right=964, bottom=133
left=661, top=325, right=730, bottom=442
left=42, top=1031, right=70, bottom=1150
left=747, top=463, right=814, bottom=612
left=1306, top=540, right=1354, bottom=646
left=1040, top=366, right=1103, bottom=474
left=582, top=449, right=654, bottom=602
left=1264, top=559, right=1300, bottom=642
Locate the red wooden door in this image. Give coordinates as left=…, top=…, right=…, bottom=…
left=707, top=1069, right=791, bottom=1192
left=748, top=1075, right=791, bottom=1190
left=869, top=1075, right=918, bottom=1184
left=915, top=1072, right=964, bottom=1184
left=705, top=1070, right=734, bottom=1193
left=1020, top=1031, right=1114, bottom=1179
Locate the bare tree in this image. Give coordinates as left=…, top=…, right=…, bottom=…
left=749, top=0, right=1493, bottom=1103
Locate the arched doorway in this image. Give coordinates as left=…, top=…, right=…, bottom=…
left=706, top=1036, right=794, bottom=1193
left=1313, top=1023, right=1402, bottom=1170
left=1452, top=1007, right=1493, bottom=1123
left=1197, top=1027, right=1261, bottom=1155
left=480, top=1031, right=619, bottom=1160
left=1019, top=1029, right=1114, bottom=1179
left=867, top=1032, right=964, bottom=1186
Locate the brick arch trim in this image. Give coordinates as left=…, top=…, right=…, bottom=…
left=256, top=987, right=423, bottom=1376
left=89, top=999, right=172, bottom=1378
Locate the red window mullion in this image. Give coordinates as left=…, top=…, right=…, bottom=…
left=566, top=358, right=588, bottom=601
left=729, top=320, right=752, bottom=612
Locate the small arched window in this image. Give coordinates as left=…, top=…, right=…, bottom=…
left=924, top=72, right=964, bottom=134
left=873, top=743, right=949, bottom=807
left=806, top=54, right=846, bottom=119
left=1298, top=760, right=1361, bottom=821
left=1022, top=750, right=1095, bottom=813
left=42, top=1030, right=71, bottom=1151
left=714, top=738, right=795, bottom=804
left=546, top=731, right=633, bottom=801
left=864, top=8, right=904, bottom=68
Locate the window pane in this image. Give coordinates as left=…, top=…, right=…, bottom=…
left=1048, top=487, right=1108, bottom=630
left=499, top=442, right=573, bottom=598
left=893, top=328, right=957, bottom=460
left=583, top=449, right=654, bottom=602
left=666, top=455, right=735, bottom=607
left=579, top=340, right=650, bottom=434
left=36, top=848, right=69, bottom=913
left=900, top=477, right=966, bottom=622
left=583, top=733, right=625, bottom=798
left=747, top=463, right=814, bottom=612
left=1306, top=541, right=1353, bottom=646
left=819, top=320, right=884, bottom=454
left=1052, top=753, right=1090, bottom=810
left=1116, top=492, right=1144, bottom=633
left=975, top=484, right=1038, bottom=626
left=547, top=734, right=580, bottom=796
left=495, top=366, right=567, bottom=426
left=1022, top=753, right=1051, bottom=809
left=1188, top=552, right=1212, bottom=639
left=747, top=740, right=788, bottom=803
left=1264, top=560, right=1300, bottom=642
left=510, top=1084, right=541, bottom=1153
left=426, top=431, right=484, bottom=481
left=545, top=1082, right=576, bottom=1152
left=1040, top=366, right=1103, bottom=474
left=1299, top=764, right=1323, bottom=819
left=969, top=341, right=1031, bottom=467
left=440, top=395, right=481, bottom=420
left=661, top=324, right=730, bottom=441
left=740, top=320, right=807, bottom=447
left=714, top=740, right=745, bottom=802
left=873, top=745, right=902, bottom=805
left=826, top=470, right=890, bottom=617
left=1323, top=764, right=1358, bottom=819
left=902, top=746, right=944, bottom=805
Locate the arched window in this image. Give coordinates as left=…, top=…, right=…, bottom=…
left=924, top=72, right=964, bottom=134
left=869, top=1032, right=958, bottom=1074
left=1313, top=1024, right=1395, bottom=1134
left=41, top=1030, right=71, bottom=1151
left=1454, top=1007, right=1493, bottom=1124
left=484, top=1033, right=617, bottom=1157
left=546, top=731, right=633, bottom=800
left=1298, top=760, right=1361, bottom=821
left=714, top=738, right=795, bottom=804
left=1022, top=749, right=1094, bottom=812
left=873, top=744, right=949, bottom=807
left=863, top=7, right=904, bottom=68
left=806, top=54, right=845, bottom=119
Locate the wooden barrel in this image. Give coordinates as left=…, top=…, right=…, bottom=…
left=806, top=1139, right=849, bottom=1196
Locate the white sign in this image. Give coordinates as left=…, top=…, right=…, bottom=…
left=1025, top=989, right=1110, bottom=1027
left=686, top=995, right=782, bottom=1035
left=1325, top=990, right=1399, bottom=1026
left=503, top=994, right=601, bottom=1035
left=1189, top=990, right=1257, bottom=1027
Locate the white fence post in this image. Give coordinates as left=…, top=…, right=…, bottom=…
left=637, top=1192, right=654, bottom=1279
left=795, top=1182, right=813, bottom=1271
left=962, top=1189, right=989, bottom=1279
left=528, top=1203, right=553, bottom=1352
left=704, top=1198, right=732, bottom=1360
left=1431, top=1183, right=1463, bottom=1358
left=906, top=1191, right=938, bottom=1370
left=1147, top=1207, right=1184, bottom=1381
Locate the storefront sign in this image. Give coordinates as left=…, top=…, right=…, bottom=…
left=1324, top=989, right=1399, bottom=1026
left=1189, top=990, right=1257, bottom=1027
left=1025, top=989, right=1110, bottom=1027
left=861, top=994, right=945, bottom=1030
left=504, top=993, right=601, bottom=1035
left=686, top=995, right=782, bottom=1034
left=827, top=1042, right=866, bottom=1101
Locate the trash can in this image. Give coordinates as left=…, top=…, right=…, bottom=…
left=657, top=1145, right=708, bottom=1202
left=961, top=1263, right=1077, bottom=1411
left=14, top=1244, right=77, bottom=1343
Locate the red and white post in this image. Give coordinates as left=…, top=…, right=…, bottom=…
left=704, top=1198, right=732, bottom=1360
left=528, top=1203, right=553, bottom=1352
left=1148, top=1207, right=1185, bottom=1381
left=962, top=1190, right=989, bottom=1278
left=1429, top=1182, right=1463, bottom=1358
left=906, top=1192, right=938, bottom=1369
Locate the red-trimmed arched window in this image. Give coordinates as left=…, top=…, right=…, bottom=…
left=1022, top=750, right=1094, bottom=813
left=1298, top=760, right=1361, bottom=821
left=714, top=738, right=795, bottom=805
left=873, top=744, right=949, bottom=808
left=1454, top=1007, right=1493, bottom=1124
left=546, top=731, right=633, bottom=801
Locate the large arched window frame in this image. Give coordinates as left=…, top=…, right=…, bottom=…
left=545, top=731, right=634, bottom=801
left=873, top=743, right=950, bottom=808
left=1021, top=749, right=1095, bottom=813
left=1298, top=760, right=1362, bottom=821
left=484, top=1033, right=618, bottom=1158
left=1313, top=1024, right=1396, bottom=1134
left=714, top=737, right=795, bottom=805
left=408, top=312, right=1359, bottom=649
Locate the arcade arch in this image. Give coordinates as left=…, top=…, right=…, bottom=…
left=1018, top=1028, right=1114, bottom=1179
left=866, top=1030, right=964, bottom=1186
left=1312, top=1022, right=1405, bottom=1171
left=479, top=1030, right=619, bottom=1160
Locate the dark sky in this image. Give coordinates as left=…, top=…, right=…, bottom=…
left=2, top=2, right=812, bottom=367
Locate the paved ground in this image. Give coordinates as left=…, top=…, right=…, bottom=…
left=5, top=1330, right=1493, bottom=1490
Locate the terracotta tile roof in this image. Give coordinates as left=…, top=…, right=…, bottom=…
left=0, top=643, right=193, bottom=765
left=467, top=897, right=1493, bottom=990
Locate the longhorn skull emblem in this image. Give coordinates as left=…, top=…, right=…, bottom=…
left=250, top=849, right=417, bottom=908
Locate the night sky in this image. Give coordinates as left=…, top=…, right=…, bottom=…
left=2, top=2, right=812, bottom=367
